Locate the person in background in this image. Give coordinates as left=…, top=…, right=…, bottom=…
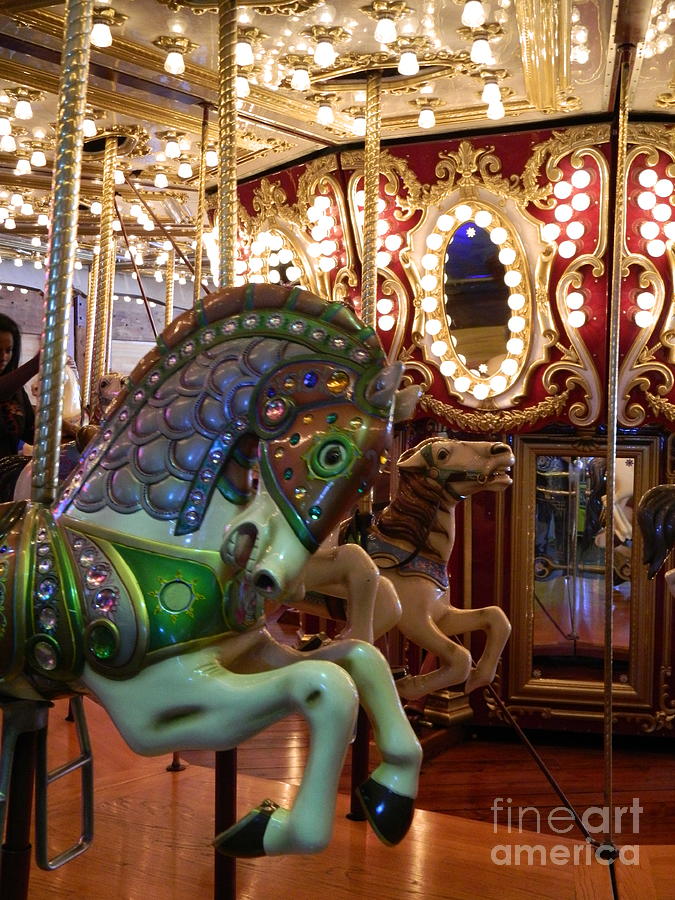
left=0, top=312, right=39, bottom=459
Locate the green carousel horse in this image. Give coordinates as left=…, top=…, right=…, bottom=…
left=0, top=283, right=422, bottom=859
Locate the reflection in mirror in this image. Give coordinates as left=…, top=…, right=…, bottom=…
left=444, top=221, right=510, bottom=376
left=532, top=454, right=633, bottom=683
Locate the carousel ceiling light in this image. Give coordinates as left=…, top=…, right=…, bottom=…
left=462, top=0, right=486, bottom=27
left=31, top=236, right=40, bottom=246
left=236, top=40, right=255, bottom=67
left=314, top=39, right=336, bottom=67
left=90, top=6, right=126, bottom=48
left=0, top=134, right=16, bottom=153
left=20, top=201, right=33, bottom=215
left=637, top=291, right=656, bottom=309
left=113, top=168, right=125, bottom=185
left=90, top=200, right=102, bottom=215
left=236, top=74, right=250, bottom=98
left=153, top=35, right=199, bottom=76
left=316, top=100, right=334, bottom=126
left=178, top=160, right=193, bottom=179
left=352, top=112, right=366, bottom=136
left=91, top=19, right=112, bottom=47
left=154, top=171, right=169, bottom=188
left=205, top=146, right=218, bottom=167
left=634, top=309, right=654, bottom=328
left=397, top=50, right=419, bottom=76
left=4, top=217, right=16, bottom=230
left=486, top=101, right=505, bottom=120
left=481, top=79, right=501, bottom=104
left=290, top=65, right=311, bottom=91
left=374, top=15, right=397, bottom=44
left=15, top=157, right=31, bottom=176
left=37, top=213, right=49, bottom=226
left=29, top=148, right=47, bottom=167
left=470, top=33, right=492, bottom=64
left=0, top=116, right=11, bottom=136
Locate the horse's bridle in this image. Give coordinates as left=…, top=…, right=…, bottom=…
left=420, top=443, right=490, bottom=501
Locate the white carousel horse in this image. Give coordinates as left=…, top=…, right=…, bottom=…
left=301, top=437, right=514, bottom=700
left=0, top=283, right=422, bottom=859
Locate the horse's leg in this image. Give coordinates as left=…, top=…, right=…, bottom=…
left=301, top=545, right=401, bottom=644
left=394, top=587, right=473, bottom=700
left=83, top=648, right=359, bottom=857
left=249, top=633, right=421, bottom=845
left=438, top=606, right=511, bottom=694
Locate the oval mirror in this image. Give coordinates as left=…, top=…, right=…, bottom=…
left=444, top=220, right=511, bottom=376
left=418, top=201, right=533, bottom=402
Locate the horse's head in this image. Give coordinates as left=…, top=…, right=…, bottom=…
left=220, top=345, right=403, bottom=600
left=398, top=437, right=514, bottom=500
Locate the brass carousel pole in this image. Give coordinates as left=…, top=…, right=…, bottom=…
left=31, top=0, right=94, bottom=506
left=350, top=68, right=382, bottom=822
left=214, top=3, right=238, bottom=898
left=81, top=248, right=99, bottom=408
left=90, top=136, right=117, bottom=393
left=602, top=43, right=633, bottom=865
left=193, top=103, right=210, bottom=303
left=165, top=249, right=176, bottom=327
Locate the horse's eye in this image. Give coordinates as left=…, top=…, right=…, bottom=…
left=307, top=437, right=357, bottom=480
left=438, top=449, right=448, bottom=461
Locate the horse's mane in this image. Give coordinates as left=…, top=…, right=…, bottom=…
left=375, top=468, right=440, bottom=550
left=637, top=484, right=675, bottom=579
left=59, top=283, right=383, bottom=524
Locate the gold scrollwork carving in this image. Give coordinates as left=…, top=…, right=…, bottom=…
left=418, top=389, right=570, bottom=433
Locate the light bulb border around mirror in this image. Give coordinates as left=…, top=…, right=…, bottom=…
left=419, top=199, right=532, bottom=404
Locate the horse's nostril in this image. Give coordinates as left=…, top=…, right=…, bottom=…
left=254, top=571, right=279, bottom=595
left=491, top=443, right=511, bottom=455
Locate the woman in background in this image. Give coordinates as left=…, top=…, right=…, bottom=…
left=0, top=312, right=39, bottom=459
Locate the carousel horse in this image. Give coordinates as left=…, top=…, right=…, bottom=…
left=300, top=437, right=514, bottom=701
left=0, top=283, right=422, bottom=859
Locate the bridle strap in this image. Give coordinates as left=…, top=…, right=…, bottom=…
left=419, top=444, right=488, bottom=499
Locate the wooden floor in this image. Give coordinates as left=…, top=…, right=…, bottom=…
left=15, top=699, right=675, bottom=899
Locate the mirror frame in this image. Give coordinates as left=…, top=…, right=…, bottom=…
left=418, top=199, right=533, bottom=402
left=508, top=434, right=658, bottom=719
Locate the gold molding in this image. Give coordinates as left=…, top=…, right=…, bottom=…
left=514, top=0, right=576, bottom=113
left=418, top=389, right=570, bottom=432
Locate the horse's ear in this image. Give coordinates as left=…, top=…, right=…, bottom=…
left=397, top=437, right=442, bottom=470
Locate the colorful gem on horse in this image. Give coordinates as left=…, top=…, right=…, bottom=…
left=0, top=283, right=422, bottom=858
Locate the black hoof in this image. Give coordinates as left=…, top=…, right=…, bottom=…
left=356, top=778, right=414, bottom=846
left=213, top=799, right=279, bottom=858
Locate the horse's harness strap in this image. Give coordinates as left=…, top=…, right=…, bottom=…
left=419, top=444, right=488, bottom=500
left=366, top=532, right=449, bottom=590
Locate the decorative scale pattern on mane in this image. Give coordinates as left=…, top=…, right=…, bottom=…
left=375, top=468, right=440, bottom=550
left=56, top=284, right=383, bottom=530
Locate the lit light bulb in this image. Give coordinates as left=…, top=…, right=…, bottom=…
left=178, top=161, right=193, bottom=178
left=0, top=134, right=15, bottom=153
left=314, top=40, right=336, bottom=68
left=235, top=41, right=254, bottom=67
left=568, top=310, right=586, bottom=328
left=90, top=21, right=113, bottom=48
left=14, top=99, right=32, bottom=120
left=486, top=100, right=505, bottom=120
left=290, top=67, right=311, bottom=91
left=20, top=202, right=33, bottom=215
left=374, top=16, right=397, bottom=44
left=634, top=309, right=654, bottom=328
left=317, top=102, right=334, bottom=126
left=637, top=291, right=656, bottom=309
left=165, top=138, right=180, bottom=159
left=482, top=80, right=501, bottom=104
left=31, top=236, right=40, bottom=246
left=0, top=116, right=11, bottom=136
left=462, top=0, right=486, bottom=27
left=82, top=116, right=97, bottom=138
left=154, top=172, right=169, bottom=188
left=15, top=158, right=31, bottom=176
left=37, top=213, right=49, bottom=226
left=398, top=51, right=419, bottom=76
left=114, top=169, right=125, bottom=185
left=352, top=113, right=366, bottom=136
left=30, top=149, right=46, bottom=167
left=470, top=35, right=492, bottom=65
left=205, top=147, right=218, bottom=167
left=236, top=75, right=250, bottom=98
left=164, top=50, right=185, bottom=75
left=418, top=106, right=435, bottom=128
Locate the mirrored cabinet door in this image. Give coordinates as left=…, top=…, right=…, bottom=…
left=508, top=436, right=658, bottom=715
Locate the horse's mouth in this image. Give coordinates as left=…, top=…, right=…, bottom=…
left=488, top=458, right=515, bottom=484
left=223, top=523, right=260, bottom=574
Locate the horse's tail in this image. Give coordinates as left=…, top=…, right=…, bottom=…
left=637, top=484, right=675, bottom=579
